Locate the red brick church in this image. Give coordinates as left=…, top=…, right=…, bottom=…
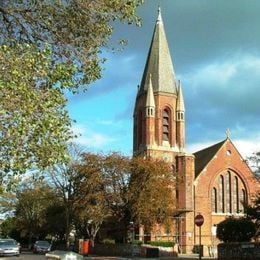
left=133, top=9, right=259, bottom=254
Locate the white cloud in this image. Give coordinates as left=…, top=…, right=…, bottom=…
left=185, top=53, right=260, bottom=92
left=234, top=138, right=260, bottom=159
left=71, top=124, right=116, bottom=149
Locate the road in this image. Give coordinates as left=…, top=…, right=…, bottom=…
left=0, top=251, right=46, bottom=260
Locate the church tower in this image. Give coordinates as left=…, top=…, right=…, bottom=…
left=133, top=9, right=195, bottom=253
left=133, top=8, right=186, bottom=161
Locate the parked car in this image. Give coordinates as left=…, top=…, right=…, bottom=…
left=0, top=238, right=20, bottom=257
left=33, top=240, right=51, bottom=254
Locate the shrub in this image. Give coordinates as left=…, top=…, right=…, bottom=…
left=217, top=217, right=256, bottom=243
left=149, top=241, right=175, bottom=247
left=132, top=240, right=143, bottom=245
left=102, top=238, right=115, bottom=244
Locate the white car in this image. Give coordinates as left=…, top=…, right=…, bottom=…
left=0, top=238, right=20, bottom=257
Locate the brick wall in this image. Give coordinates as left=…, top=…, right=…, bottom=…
left=218, top=242, right=260, bottom=260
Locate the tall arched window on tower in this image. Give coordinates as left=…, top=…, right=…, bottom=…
left=212, top=187, right=217, bottom=213
left=162, top=109, right=170, bottom=141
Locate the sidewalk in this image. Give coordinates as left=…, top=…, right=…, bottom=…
left=85, top=254, right=217, bottom=260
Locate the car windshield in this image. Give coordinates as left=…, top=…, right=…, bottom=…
left=0, top=240, right=17, bottom=246
left=36, top=241, right=50, bottom=246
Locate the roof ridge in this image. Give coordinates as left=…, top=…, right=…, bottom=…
left=194, top=139, right=226, bottom=155
left=194, top=139, right=226, bottom=177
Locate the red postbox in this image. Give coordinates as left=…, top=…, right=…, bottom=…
left=82, top=239, right=89, bottom=256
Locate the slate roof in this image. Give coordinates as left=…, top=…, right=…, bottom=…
left=193, top=139, right=226, bottom=177
left=138, top=10, right=177, bottom=96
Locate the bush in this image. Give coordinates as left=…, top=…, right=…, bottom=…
left=217, top=217, right=256, bottom=243
left=149, top=241, right=175, bottom=247
left=102, top=238, right=115, bottom=244
left=132, top=240, right=143, bottom=245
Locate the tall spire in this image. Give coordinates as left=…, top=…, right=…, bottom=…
left=146, top=74, right=155, bottom=108
left=138, top=8, right=177, bottom=96
left=157, top=6, right=162, bottom=24
left=177, top=80, right=185, bottom=112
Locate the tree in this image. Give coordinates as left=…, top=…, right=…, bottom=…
left=0, top=45, right=74, bottom=180
left=44, top=202, right=67, bottom=243
left=73, top=152, right=112, bottom=247
left=0, top=0, right=143, bottom=89
left=247, top=152, right=260, bottom=179
left=0, top=0, right=143, bottom=179
left=244, top=193, right=260, bottom=240
left=128, top=157, right=177, bottom=231
left=14, top=180, right=58, bottom=245
left=100, top=153, right=131, bottom=242
left=0, top=217, right=20, bottom=241
left=46, top=145, right=83, bottom=249
left=216, top=217, right=256, bottom=243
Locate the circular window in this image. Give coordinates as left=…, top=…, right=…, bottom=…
left=226, top=150, right=232, bottom=156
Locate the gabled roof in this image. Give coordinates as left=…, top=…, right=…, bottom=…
left=193, top=139, right=226, bottom=177
left=138, top=9, right=177, bottom=96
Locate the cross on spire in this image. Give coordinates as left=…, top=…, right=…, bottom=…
left=225, top=128, right=231, bottom=139
left=157, top=5, right=162, bottom=24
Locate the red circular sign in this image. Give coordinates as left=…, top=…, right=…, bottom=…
left=195, top=214, right=204, bottom=226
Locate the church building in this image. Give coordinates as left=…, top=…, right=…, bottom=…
left=133, top=9, right=259, bottom=254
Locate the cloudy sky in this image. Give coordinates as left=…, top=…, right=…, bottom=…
left=67, top=0, right=260, bottom=158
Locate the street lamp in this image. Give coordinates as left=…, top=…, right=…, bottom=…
left=211, top=224, right=217, bottom=257
left=129, top=221, right=135, bottom=242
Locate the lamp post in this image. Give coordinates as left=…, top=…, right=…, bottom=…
left=211, top=224, right=217, bottom=257
left=129, top=221, right=135, bottom=242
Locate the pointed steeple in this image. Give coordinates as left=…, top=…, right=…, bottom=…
left=157, top=6, right=162, bottom=24
left=177, top=80, right=185, bottom=112
left=146, top=75, right=155, bottom=108
left=138, top=8, right=177, bottom=96
left=145, top=74, right=156, bottom=117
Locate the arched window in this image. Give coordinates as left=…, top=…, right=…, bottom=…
left=162, top=109, right=170, bottom=141
left=226, top=172, right=232, bottom=213
left=212, top=187, right=217, bottom=213
left=240, top=189, right=246, bottom=213
left=219, top=175, right=225, bottom=213
left=233, top=176, right=239, bottom=213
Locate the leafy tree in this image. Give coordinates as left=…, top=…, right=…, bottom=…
left=216, top=217, right=256, bottom=243
left=73, top=152, right=111, bottom=247
left=14, top=180, right=58, bottom=245
left=101, top=153, right=131, bottom=242
left=0, top=0, right=143, bottom=180
left=244, top=193, right=260, bottom=240
left=0, top=217, right=20, bottom=240
left=0, top=0, right=143, bottom=89
left=0, top=44, right=74, bottom=180
left=247, top=151, right=260, bottom=179
left=128, top=157, right=177, bottom=231
left=44, top=202, right=67, bottom=242
left=46, top=144, right=84, bottom=248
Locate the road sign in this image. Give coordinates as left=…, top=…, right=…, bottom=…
left=195, top=214, right=204, bottom=227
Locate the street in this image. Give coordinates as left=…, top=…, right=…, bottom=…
left=0, top=251, right=46, bottom=260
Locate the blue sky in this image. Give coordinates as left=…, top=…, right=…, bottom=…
left=68, top=0, right=260, bottom=158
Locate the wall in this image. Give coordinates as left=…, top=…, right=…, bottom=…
left=91, top=244, right=176, bottom=257
left=218, top=242, right=260, bottom=260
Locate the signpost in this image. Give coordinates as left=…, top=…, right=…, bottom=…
left=195, top=214, right=204, bottom=260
